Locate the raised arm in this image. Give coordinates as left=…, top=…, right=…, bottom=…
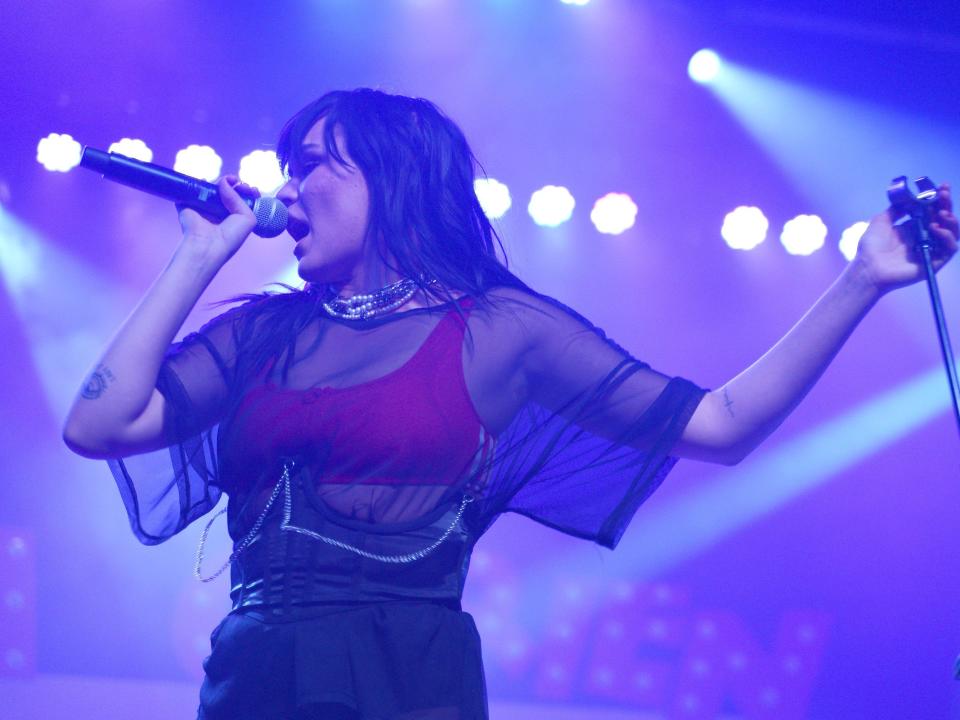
left=675, top=184, right=958, bottom=465
left=62, top=177, right=259, bottom=459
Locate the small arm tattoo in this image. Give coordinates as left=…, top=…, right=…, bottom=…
left=81, top=364, right=116, bottom=400
left=722, top=387, right=735, bottom=418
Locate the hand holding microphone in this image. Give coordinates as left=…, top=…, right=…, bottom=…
left=175, top=175, right=265, bottom=264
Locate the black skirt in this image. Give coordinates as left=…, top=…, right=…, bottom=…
left=197, top=601, right=488, bottom=720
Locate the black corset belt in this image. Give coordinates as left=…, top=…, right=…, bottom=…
left=228, top=478, right=474, bottom=616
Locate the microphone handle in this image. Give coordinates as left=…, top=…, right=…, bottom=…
left=80, top=147, right=253, bottom=220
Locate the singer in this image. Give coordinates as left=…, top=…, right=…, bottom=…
left=63, top=89, right=957, bottom=719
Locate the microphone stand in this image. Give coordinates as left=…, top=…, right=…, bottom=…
left=887, top=176, right=960, bottom=436
left=887, top=177, right=960, bottom=681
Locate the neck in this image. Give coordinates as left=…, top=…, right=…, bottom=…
left=330, top=249, right=406, bottom=298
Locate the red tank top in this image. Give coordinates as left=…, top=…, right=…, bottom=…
left=222, top=300, right=489, bottom=490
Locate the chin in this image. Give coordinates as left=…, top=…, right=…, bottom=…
left=297, top=266, right=328, bottom=286
left=297, top=259, right=352, bottom=287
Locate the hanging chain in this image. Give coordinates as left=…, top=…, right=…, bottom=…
left=279, top=474, right=473, bottom=564
left=194, top=466, right=287, bottom=583
left=195, top=461, right=474, bottom=582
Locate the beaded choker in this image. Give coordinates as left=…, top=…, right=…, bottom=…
left=322, top=277, right=419, bottom=320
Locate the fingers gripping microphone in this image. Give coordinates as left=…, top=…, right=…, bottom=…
left=79, top=147, right=288, bottom=238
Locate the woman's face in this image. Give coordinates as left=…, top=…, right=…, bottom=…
left=277, top=117, right=371, bottom=285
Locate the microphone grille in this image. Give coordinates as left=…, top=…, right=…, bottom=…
left=251, top=197, right=289, bottom=238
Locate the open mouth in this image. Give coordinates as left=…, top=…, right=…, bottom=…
left=286, top=215, right=310, bottom=241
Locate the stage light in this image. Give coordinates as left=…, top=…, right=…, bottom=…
left=474, top=178, right=512, bottom=219
left=36, top=133, right=82, bottom=172
left=560, top=0, right=591, bottom=5
left=839, top=221, right=869, bottom=261
left=238, top=150, right=285, bottom=194
left=721, top=206, right=769, bottom=250
left=780, top=214, right=827, bottom=256
left=590, top=193, right=637, bottom=235
left=107, top=138, right=153, bottom=163
left=688, top=49, right=721, bottom=84
left=173, top=144, right=222, bottom=182
left=528, top=185, right=575, bottom=227
left=0, top=209, right=129, bottom=421
left=0, top=211, right=41, bottom=295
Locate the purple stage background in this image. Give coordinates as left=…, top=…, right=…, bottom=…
left=1, top=1, right=959, bottom=718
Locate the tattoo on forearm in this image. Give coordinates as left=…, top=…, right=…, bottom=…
left=722, top=387, right=735, bottom=418
left=81, top=364, right=116, bottom=400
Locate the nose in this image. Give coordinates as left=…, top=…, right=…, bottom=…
left=276, top=177, right=299, bottom=207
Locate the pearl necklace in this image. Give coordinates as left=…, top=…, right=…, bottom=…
left=322, top=278, right=419, bottom=320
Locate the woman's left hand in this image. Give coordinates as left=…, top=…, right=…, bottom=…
left=855, top=183, right=958, bottom=295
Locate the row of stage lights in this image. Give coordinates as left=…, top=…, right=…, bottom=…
left=35, top=132, right=868, bottom=259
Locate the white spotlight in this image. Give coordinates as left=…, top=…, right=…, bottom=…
left=239, top=150, right=285, bottom=194
left=721, top=206, right=769, bottom=250
left=174, top=144, right=222, bottom=182
left=36, top=133, right=82, bottom=172
left=590, top=193, right=638, bottom=235
left=839, top=221, right=869, bottom=261
left=474, top=178, right=512, bottom=220
left=560, top=0, right=591, bottom=5
left=0, top=213, right=41, bottom=294
left=780, top=214, right=828, bottom=256
left=688, top=49, right=722, bottom=84
left=528, top=185, right=576, bottom=228
left=108, top=138, right=153, bottom=162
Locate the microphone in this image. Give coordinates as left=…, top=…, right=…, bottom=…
left=79, top=147, right=288, bottom=238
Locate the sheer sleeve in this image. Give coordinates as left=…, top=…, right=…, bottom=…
left=107, top=305, right=246, bottom=545
left=467, top=289, right=707, bottom=549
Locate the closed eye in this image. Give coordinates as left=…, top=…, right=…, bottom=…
left=287, top=155, right=325, bottom=180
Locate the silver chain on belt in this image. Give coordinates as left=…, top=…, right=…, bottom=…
left=194, top=462, right=474, bottom=582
